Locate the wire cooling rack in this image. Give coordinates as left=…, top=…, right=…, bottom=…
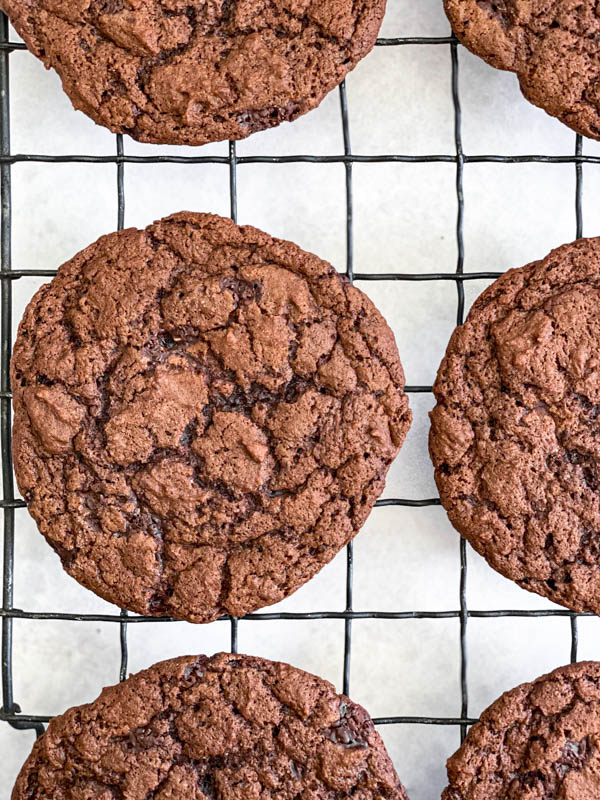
left=0, top=6, right=590, bottom=785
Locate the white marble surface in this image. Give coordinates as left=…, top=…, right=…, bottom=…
left=3, top=1, right=600, bottom=798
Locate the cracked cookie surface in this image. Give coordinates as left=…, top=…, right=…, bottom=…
left=430, top=238, right=600, bottom=614
left=12, top=652, right=409, bottom=800
left=1, top=0, right=386, bottom=145
left=12, top=212, right=410, bottom=621
left=444, top=0, right=600, bottom=140
left=443, top=661, right=600, bottom=800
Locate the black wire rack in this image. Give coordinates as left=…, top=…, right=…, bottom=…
left=0, top=9, right=590, bottom=793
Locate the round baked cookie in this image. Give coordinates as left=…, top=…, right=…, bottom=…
left=443, top=660, right=600, bottom=799
left=444, top=0, right=600, bottom=141
left=430, top=237, right=600, bottom=614
left=12, top=212, right=410, bottom=621
left=1, top=0, right=386, bottom=146
left=12, top=652, right=409, bottom=800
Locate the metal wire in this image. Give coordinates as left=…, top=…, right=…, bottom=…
left=0, top=17, right=585, bottom=769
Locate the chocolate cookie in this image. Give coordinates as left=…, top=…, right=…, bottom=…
left=430, top=238, right=600, bottom=614
left=443, top=660, right=600, bottom=799
left=12, top=652, right=409, bottom=800
left=1, top=0, right=386, bottom=146
left=12, top=212, right=410, bottom=621
left=444, top=0, right=600, bottom=140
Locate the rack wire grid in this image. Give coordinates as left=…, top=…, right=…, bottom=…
left=0, top=6, right=591, bottom=796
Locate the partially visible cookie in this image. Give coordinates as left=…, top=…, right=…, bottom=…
left=12, top=211, right=410, bottom=622
left=444, top=1, right=600, bottom=140
left=443, top=661, right=600, bottom=799
left=430, top=237, right=600, bottom=614
left=1, top=0, right=386, bottom=145
left=12, top=652, right=409, bottom=800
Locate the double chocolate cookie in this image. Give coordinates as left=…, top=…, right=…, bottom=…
left=445, top=0, right=600, bottom=140
left=443, top=661, right=600, bottom=799
left=12, top=212, right=410, bottom=621
left=431, top=238, right=600, bottom=614
left=12, top=652, right=409, bottom=799
left=2, top=0, right=386, bottom=145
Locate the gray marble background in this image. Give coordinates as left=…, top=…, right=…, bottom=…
left=3, top=2, right=600, bottom=798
